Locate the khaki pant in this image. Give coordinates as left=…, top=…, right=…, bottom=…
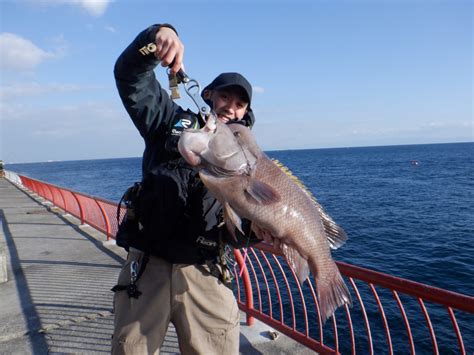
left=111, top=249, right=240, bottom=355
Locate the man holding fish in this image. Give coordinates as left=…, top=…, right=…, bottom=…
left=111, top=23, right=260, bottom=354
left=112, top=22, right=351, bottom=355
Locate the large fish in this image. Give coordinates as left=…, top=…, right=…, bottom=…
left=178, top=116, right=352, bottom=322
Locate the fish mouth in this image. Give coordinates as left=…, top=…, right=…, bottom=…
left=201, top=164, right=240, bottom=177
left=180, top=148, right=201, bottom=166
left=199, top=159, right=249, bottom=178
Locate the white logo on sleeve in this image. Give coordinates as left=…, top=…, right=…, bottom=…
left=138, top=42, right=157, bottom=56
left=181, top=119, right=192, bottom=128
left=175, top=118, right=193, bottom=129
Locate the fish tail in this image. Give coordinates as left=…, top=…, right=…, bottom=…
left=315, top=263, right=352, bottom=324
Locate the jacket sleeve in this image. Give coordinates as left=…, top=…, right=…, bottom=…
left=114, top=24, right=180, bottom=142
left=164, top=110, right=199, bottom=154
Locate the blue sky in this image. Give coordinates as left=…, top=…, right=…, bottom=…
left=1, top=0, right=472, bottom=163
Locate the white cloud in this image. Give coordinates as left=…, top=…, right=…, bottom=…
left=104, top=25, right=117, bottom=33
left=0, top=33, right=56, bottom=71
left=49, top=34, right=69, bottom=57
left=1, top=99, right=142, bottom=162
left=424, top=121, right=472, bottom=129
left=31, top=0, right=112, bottom=17
left=253, top=86, right=265, bottom=94
left=76, top=0, right=111, bottom=16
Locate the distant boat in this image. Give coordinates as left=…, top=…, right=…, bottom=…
left=410, top=160, right=420, bottom=165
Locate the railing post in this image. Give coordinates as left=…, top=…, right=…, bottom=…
left=447, top=307, right=466, bottom=355
left=95, top=199, right=111, bottom=240
left=71, top=192, right=85, bottom=225
left=38, top=181, right=47, bottom=200
left=44, top=183, right=54, bottom=204
left=234, top=249, right=254, bottom=326
left=31, top=179, right=41, bottom=196
left=56, top=187, right=67, bottom=212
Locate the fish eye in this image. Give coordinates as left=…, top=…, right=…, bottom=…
left=233, top=132, right=241, bottom=137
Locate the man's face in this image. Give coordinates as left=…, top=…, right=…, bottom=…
left=207, top=87, right=249, bottom=124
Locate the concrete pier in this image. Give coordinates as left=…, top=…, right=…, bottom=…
left=0, top=177, right=314, bottom=354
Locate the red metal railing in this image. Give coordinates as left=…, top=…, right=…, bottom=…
left=8, top=173, right=474, bottom=354
left=232, top=244, right=473, bottom=354
left=17, top=174, right=122, bottom=241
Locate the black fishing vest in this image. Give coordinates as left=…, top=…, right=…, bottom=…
left=120, top=110, right=223, bottom=264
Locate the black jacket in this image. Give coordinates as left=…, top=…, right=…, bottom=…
left=114, top=25, right=258, bottom=263
left=114, top=24, right=184, bottom=175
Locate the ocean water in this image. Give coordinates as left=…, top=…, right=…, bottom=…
left=6, top=142, right=473, bottom=352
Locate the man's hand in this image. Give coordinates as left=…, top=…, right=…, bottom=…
left=155, top=26, right=184, bottom=74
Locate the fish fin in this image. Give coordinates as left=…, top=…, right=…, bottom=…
left=282, top=244, right=310, bottom=284
left=224, top=217, right=238, bottom=243
left=316, top=202, right=348, bottom=249
left=245, top=178, right=281, bottom=205
left=224, top=202, right=243, bottom=241
left=315, top=263, right=353, bottom=324
left=272, top=159, right=308, bottom=190
left=272, top=159, right=348, bottom=249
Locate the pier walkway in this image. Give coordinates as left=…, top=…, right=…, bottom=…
left=0, top=177, right=312, bottom=354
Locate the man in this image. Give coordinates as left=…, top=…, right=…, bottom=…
left=112, top=23, right=259, bottom=354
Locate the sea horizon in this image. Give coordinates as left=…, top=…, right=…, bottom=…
left=4, top=140, right=472, bottom=165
